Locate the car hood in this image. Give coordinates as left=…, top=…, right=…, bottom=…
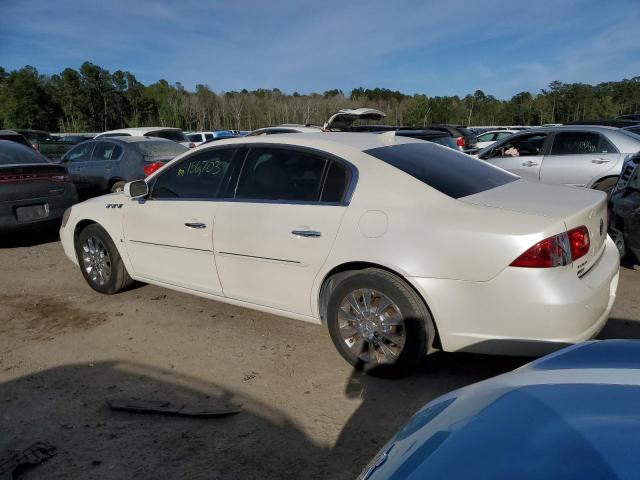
left=323, top=108, right=386, bottom=131
left=361, top=340, right=640, bottom=480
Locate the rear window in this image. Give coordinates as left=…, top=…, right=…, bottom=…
left=0, top=133, right=30, bottom=146
left=132, top=141, right=188, bottom=157
left=0, top=140, right=50, bottom=165
left=364, top=142, right=517, bottom=198
left=145, top=130, right=189, bottom=142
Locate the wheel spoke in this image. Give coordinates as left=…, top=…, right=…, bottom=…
left=339, top=324, right=358, bottom=338
left=362, top=289, right=373, bottom=315
left=348, top=336, right=365, bottom=356
left=374, top=295, right=392, bottom=316
left=376, top=338, right=399, bottom=362
left=379, top=331, right=405, bottom=348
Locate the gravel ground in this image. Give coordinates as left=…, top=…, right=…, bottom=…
left=1, top=227, right=639, bottom=479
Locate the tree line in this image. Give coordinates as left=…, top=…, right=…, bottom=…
left=1, top=62, right=639, bottom=133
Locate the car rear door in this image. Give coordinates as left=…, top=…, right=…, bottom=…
left=85, top=141, right=123, bottom=191
left=483, top=132, right=550, bottom=181
left=213, top=145, right=353, bottom=316
left=61, top=142, right=95, bottom=189
left=540, top=131, right=622, bottom=187
left=122, top=147, right=240, bottom=295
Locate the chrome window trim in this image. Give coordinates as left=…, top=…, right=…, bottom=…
left=144, top=142, right=359, bottom=206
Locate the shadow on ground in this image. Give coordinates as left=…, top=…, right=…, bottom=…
left=0, top=353, right=527, bottom=479
left=0, top=225, right=61, bottom=248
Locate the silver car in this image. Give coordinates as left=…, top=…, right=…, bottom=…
left=477, top=126, right=640, bottom=192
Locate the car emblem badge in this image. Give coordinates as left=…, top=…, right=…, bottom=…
left=599, top=218, right=604, bottom=237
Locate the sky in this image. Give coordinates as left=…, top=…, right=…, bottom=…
left=1, top=0, right=639, bottom=99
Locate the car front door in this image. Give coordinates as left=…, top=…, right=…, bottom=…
left=540, top=131, right=621, bottom=186
left=122, top=147, right=240, bottom=295
left=85, top=141, right=124, bottom=191
left=61, top=142, right=96, bottom=189
left=213, top=146, right=353, bottom=316
left=483, top=133, right=550, bottom=181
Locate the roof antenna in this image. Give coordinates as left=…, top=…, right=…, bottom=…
left=379, top=130, right=396, bottom=146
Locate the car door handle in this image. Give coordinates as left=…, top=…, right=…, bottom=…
left=291, top=230, right=321, bottom=238
left=521, top=161, right=538, bottom=167
left=185, top=222, right=207, bottom=229
left=592, top=158, right=610, bottom=164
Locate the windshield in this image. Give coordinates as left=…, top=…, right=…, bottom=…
left=364, top=142, right=517, bottom=198
left=132, top=140, right=188, bottom=158
left=0, top=140, right=51, bottom=165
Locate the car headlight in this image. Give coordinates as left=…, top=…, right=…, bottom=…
left=61, top=207, right=72, bottom=228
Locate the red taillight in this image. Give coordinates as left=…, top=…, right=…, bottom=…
left=143, top=162, right=164, bottom=176
left=456, top=137, right=465, bottom=147
left=510, top=226, right=590, bottom=268
left=189, top=143, right=196, bottom=148
left=568, top=226, right=590, bottom=261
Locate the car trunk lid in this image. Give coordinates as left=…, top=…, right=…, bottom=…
left=460, top=179, right=609, bottom=275
left=0, top=163, right=69, bottom=202
left=323, top=108, right=386, bottom=131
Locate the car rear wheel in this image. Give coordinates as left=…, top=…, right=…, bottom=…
left=326, top=268, right=432, bottom=376
left=75, top=224, right=133, bottom=294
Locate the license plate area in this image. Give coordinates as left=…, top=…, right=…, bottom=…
left=15, top=204, right=50, bottom=222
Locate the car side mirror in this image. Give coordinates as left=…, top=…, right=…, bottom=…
left=124, top=180, right=148, bottom=199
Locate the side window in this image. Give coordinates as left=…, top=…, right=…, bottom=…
left=235, top=147, right=327, bottom=202
left=321, top=161, right=351, bottom=203
left=187, top=134, right=201, bottom=142
left=66, top=142, right=94, bottom=162
left=204, top=133, right=213, bottom=141
left=477, top=133, right=496, bottom=142
left=551, top=132, right=616, bottom=155
left=150, top=148, right=236, bottom=199
left=91, top=142, right=122, bottom=161
left=496, top=132, right=513, bottom=140
left=491, top=134, right=547, bottom=158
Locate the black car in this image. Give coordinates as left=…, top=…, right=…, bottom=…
left=60, top=136, right=188, bottom=194
left=0, top=140, right=78, bottom=231
left=427, top=124, right=477, bottom=151
left=617, top=114, right=640, bottom=122
left=0, top=130, right=31, bottom=147
left=609, top=152, right=640, bottom=263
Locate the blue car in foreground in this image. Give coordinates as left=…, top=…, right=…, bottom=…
left=359, top=340, right=640, bottom=480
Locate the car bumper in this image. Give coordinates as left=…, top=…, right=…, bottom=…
left=60, top=219, right=79, bottom=266
left=0, top=186, right=78, bottom=231
left=409, top=236, right=620, bottom=356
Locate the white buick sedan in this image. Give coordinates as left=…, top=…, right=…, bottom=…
left=60, top=133, right=620, bottom=374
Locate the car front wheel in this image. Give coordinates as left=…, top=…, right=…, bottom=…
left=75, top=224, right=133, bottom=294
left=327, top=268, right=432, bottom=376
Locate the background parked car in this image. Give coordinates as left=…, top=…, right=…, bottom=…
left=0, top=139, right=77, bottom=231
left=11, top=128, right=77, bottom=161
left=248, top=125, right=324, bottom=135
left=60, top=137, right=187, bottom=194
left=359, top=340, right=640, bottom=480
left=95, top=127, right=195, bottom=149
left=474, top=129, right=517, bottom=150
left=623, top=124, right=640, bottom=136
left=0, top=129, right=31, bottom=147
left=477, top=125, right=640, bottom=192
left=426, top=124, right=477, bottom=151
left=609, top=151, right=640, bottom=263
left=188, top=131, right=239, bottom=145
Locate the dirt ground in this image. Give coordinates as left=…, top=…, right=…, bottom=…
left=1, top=227, right=639, bottom=479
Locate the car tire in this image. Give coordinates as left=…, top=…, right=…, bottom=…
left=326, top=268, right=432, bottom=376
left=593, top=177, right=618, bottom=195
left=75, top=224, right=134, bottom=294
left=110, top=181, right=126, bottom=193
